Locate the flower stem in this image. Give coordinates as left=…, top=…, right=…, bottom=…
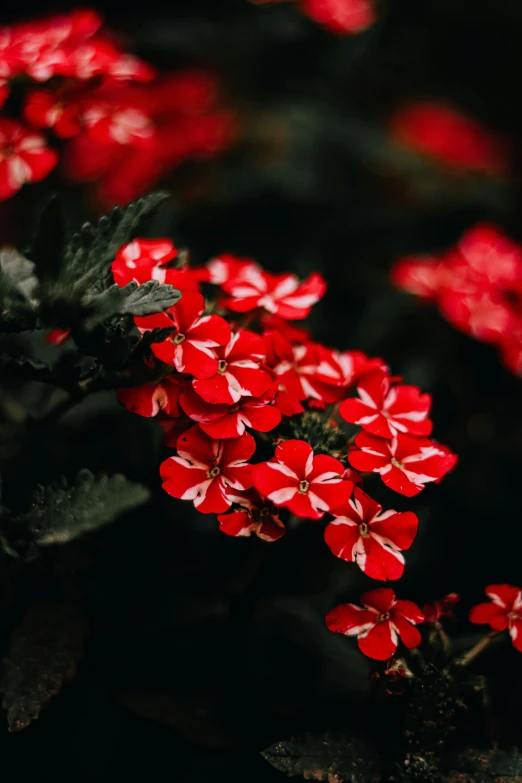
left=456, top=631, right=499, bottom=667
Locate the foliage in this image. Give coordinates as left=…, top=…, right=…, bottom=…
left=0, top=602, right=88, bottom=732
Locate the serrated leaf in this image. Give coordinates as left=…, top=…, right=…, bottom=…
left=262, top=732, right=381, bottom=783
left=38, top=192, right=170, bottom=325
left=81, top=280, right=181, bottom=330
left=0, top=601, right=88, bottom=731
left=23, top=469, right=150, bottom=546
left=0, top=248, right=39, bottom=332
left=61, top=191, right=169, bottom=297
left=444, top=747, right=522, bottom=782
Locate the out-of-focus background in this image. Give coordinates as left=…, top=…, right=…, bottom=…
left=2, top=1, right=522, bottom=780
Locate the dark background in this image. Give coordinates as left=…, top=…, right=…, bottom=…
left=1, top=1, right=522, bottom=780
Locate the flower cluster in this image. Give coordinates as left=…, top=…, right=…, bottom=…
left=110, top=236, right=459, bottom=660
left=391, top=223, right=522, bottom=376
left=251, top=0, right=375, bottom=35
left=388, top=101, right=509, bottom=175
left=0, top=10, right=236, bottom=206
left=327, top=584, right=522, bottom=660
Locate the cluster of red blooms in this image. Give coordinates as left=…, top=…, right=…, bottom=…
left=391, top=224, right=522, bottom=376
left=388, top=101, right=509, bottom=175
left=251, top=0, right=375, bottom=35
left=0, top=10, right=236, bottom=207
left=108, top=236, right=463, bottom=660
left=327, top=584, right=522, bottom=661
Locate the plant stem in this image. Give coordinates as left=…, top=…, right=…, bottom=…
left=456, top=631, right=499, bottom=667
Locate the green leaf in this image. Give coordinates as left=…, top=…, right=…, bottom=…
left=61, top=191, right=169, bottom=297
left=0, top=248, right=39, bottom=332
left=23, top=469, right=150, bottom=547
left=261, top=732, right=381, bottom=782
left=38, top=191, right=170, bottom=325
left=81, top=280, right=181, bottom=330
left=444, top=747, right=522, bottom=782
left=0, top=601, right=88, bottom=731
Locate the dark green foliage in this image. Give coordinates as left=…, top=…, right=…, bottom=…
left=444, top=747, right=522, bottom=782
left=0, top=601, right=88, bottom=731
left=287, top=410, right=349, bottom=459
left=0, top=354, right=81, bottom=390
left=0, top=249, right=39, bottom=332
left=35, top=191, right=174, bottom=330
left=82, top=279, right=180, bottom=329
left=20, top=469, right=150, bottom=547
left=391, top=666, right=458, bottom=783
left=262, top=732, right=381, bottom=782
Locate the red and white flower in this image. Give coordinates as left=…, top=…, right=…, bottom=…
left=253, top=439, right=352, bottom=519
left=324, top=487, right=418, bottom=581
left=192, top=330, right=273, bottom=405
left=328, top=350, right=388, bottom=388
left=180, top=384, right=281, bottom=439
left=160, top=425, right=255, bottom=514
left=273, top=342, right=345, bottom=405
left=349, top=432, right=457, bottom=497
left=222, top=269, right=326, bottom=320
left=82, top=102, right=155, bottom=146
left=24, top=89, right=83, bottom=138
left=326, top=588, right=424, bottom=660
left=391, top=257, right=440, bottom=299
left=469, top=584, right=522, bottom=652
left=205, top=253, right=261, bottom=286
left=339, top=369, right=432, bottom=439
left=0, top=119, right=57, bottom=200
left=217, top=490, right=285, bottom=541
left=117, top=375, right=184, bottom=418
left=134, top=290, right=231, bottom=379
left=112, top=238, right=178, bottom=286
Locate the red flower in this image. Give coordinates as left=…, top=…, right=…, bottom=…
left=339, top=369, right=432, bottom=439
left=423, top=593, right=460, bottom=625
left=158, top=413, right=193, bottom=448
left=117, top=376, right=184, bottom=418
left=205, top=253, right=261, bottom=286
left=134, top=290, right=231, bottom=379
left=324, top=487, right=418, bottom=581
left=45, top=327, right=71, bottom=346
left=389, top=102, right=509, bottom=174
left=272, top=342, right=345, bottom=405
left=192, top=330, right=273, bottom=405
left=349, top=432, right=457, bottom=497
left=252, top=0, right=375, bottom=34
left=391, top=256, right=440, bottom=299
left=390, top=224, right=522, bottom=377
left=63, top=72, right=237, bottom=209
left=438, top=290, right=516, bottom=344
left=160, top=425, right=255, bottom=514
left=222, top=269, right=326, bottom=320
left=24, top=88, right=83, bottom=138
left=326, top=588, right=424, bottom=660
left=330, top=350, right=388, bottom=387
left=469, top=584, right=522, bottom=652
left=300, top=0, right=375, bottom=35
left=180, top=384, right=281, bottom=438
left=253, top=439, right=352, bottom=519
left=112, top=238, right=178, bottom=286
left=217, top=490, right=285, bottom=541
left=0, top=119, right=57, bottom=200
